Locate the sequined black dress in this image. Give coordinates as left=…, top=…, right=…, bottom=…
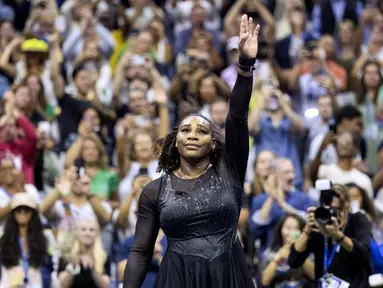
left=123, top=74, right=255, bottom=288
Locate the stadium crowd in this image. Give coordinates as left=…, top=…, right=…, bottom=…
left=0, top=0, right=382, bottom=287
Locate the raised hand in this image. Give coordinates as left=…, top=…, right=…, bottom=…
left=239, top=14, right=260, bottom=59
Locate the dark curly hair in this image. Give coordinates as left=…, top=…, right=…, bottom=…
left=157, top=114, right=239, bottom=182
left=0, top=209, right=47, bottom=268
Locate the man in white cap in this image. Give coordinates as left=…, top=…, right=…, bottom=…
left=221, top=36, right=240, bottom=90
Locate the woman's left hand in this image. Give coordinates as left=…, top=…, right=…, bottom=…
left=238, top=14, right=260, bottom=59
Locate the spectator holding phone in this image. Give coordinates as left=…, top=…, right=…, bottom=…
left=308, top=105, right=364, bottom=182
left=313, top=131, right=373, bottom=199
left=260, top=214, right=314, bottom=287
left=289, top=183, right=371, bottom=288
left=40, top=167, right=112, bottom=227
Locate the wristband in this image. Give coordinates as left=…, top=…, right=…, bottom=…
left=238, top=55, right=256, bottom=73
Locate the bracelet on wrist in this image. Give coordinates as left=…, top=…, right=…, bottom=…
left=336, top=234, right=345, bottom=243
left=238, top=55, right=256, bottom=73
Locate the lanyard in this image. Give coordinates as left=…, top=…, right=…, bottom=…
left=18, top=237, right=29, bottom=285
left=323, top=236, right=339, bottom=275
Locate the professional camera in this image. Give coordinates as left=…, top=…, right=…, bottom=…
left=314, top=180, right=340, bottom=225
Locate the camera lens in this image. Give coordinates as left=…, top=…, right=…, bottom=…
left=314, top=207, right=332, bottom=225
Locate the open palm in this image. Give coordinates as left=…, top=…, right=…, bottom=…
left=239, top=15, right=260, bottom=59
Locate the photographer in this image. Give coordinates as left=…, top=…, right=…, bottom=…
left=288, top=183, right=371, bottom=287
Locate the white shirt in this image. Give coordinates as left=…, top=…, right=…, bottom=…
left=318, top=164, right=373, bottom=198
left=308, top=132, right=362, bottom=164
left=308, top=133, right=337, bottom=164
left=118, top=160, right=162, bottom=200
left=53, top=199, right=112, bottom=221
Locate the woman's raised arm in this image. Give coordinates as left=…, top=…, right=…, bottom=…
left=225, top=15, right=260, bottom=186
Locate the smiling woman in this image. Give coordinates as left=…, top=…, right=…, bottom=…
left=123, top=15, right=260, bottom=288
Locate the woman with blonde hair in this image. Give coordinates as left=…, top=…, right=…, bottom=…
left=65, top=131, right=120, bottom=208
left=117, top=129, right=161, bottom=201
left=58, top=218, right=109, bottom=288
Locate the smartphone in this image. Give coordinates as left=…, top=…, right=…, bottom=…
left=318, top=48, right=326, bottom=61
left=131, top=55, right=146, bottom=66
left=75, top=158, right=85, bottom=178
left=289, top=231, right=301, bottom=242
left=38, top=121, right=51, bottom=136
left=135, top=115, right=152, bottom=127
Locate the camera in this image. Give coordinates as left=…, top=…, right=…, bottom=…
left=314, top=179, right=339, bottom=225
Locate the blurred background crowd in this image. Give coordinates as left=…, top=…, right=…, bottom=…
left=0, top=0, right=382, bottom=287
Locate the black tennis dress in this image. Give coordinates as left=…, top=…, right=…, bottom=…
left=123, top=73, right=255, bottom=288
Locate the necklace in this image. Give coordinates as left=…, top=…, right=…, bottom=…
left=175, top=163, right=212, bottom=180
left=172, top=164, right=212, bottom=194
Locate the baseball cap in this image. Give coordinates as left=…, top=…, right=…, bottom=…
left=11, top=193, right=38, bottom=210
left=21, top=38, right=49, bottom=53
left=226, top=36, right=239, bottom=52
left=0, top=5, right=15, bottom=22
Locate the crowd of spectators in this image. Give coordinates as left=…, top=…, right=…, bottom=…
left=0, top=0, right=382, bottom=287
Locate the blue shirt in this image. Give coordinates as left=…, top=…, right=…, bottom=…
left=117, top=236, right=168, bottom=288
left=249, top=191, right=315, bottom=252
left=254, top=116, right=303, bottom=189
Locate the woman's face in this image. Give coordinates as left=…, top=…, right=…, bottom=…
left=200, top=77, right=217, bottom=104
left=135, top=32, right=154, bottom=54
left=78, top=220, right=98, bottom=247
left=14, top=86, right=31, bottom=109
left=0, top=22, right=14, bottom=40
left=195, top=37, right=210, bottom=52
left=363, top=63, right=381, bottom=89
left=285, top=0, right=301, bottom=12
left=281, top=216, right=301, bottom=244
left=82, top=139, right=100, bottom=165
left=347, top=186, right=363, bottom=208
left=255, top=151, right=275, bottom=178
left=84, top=42, right=100, bottom=60
left=129, top=90, right=148, bottom=114
left=82, top=108, right=101, bottom=127
left=176, top=116, right=213, bottom=161
left=27, top=75, right=41, bottom=100
left=14, top=206, right=33, bottom=226
left=134, top=133, right=153, bottom=161
left=0, top=159, right=18, bottom=186
left=338, top=20, right=354, bottom=44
